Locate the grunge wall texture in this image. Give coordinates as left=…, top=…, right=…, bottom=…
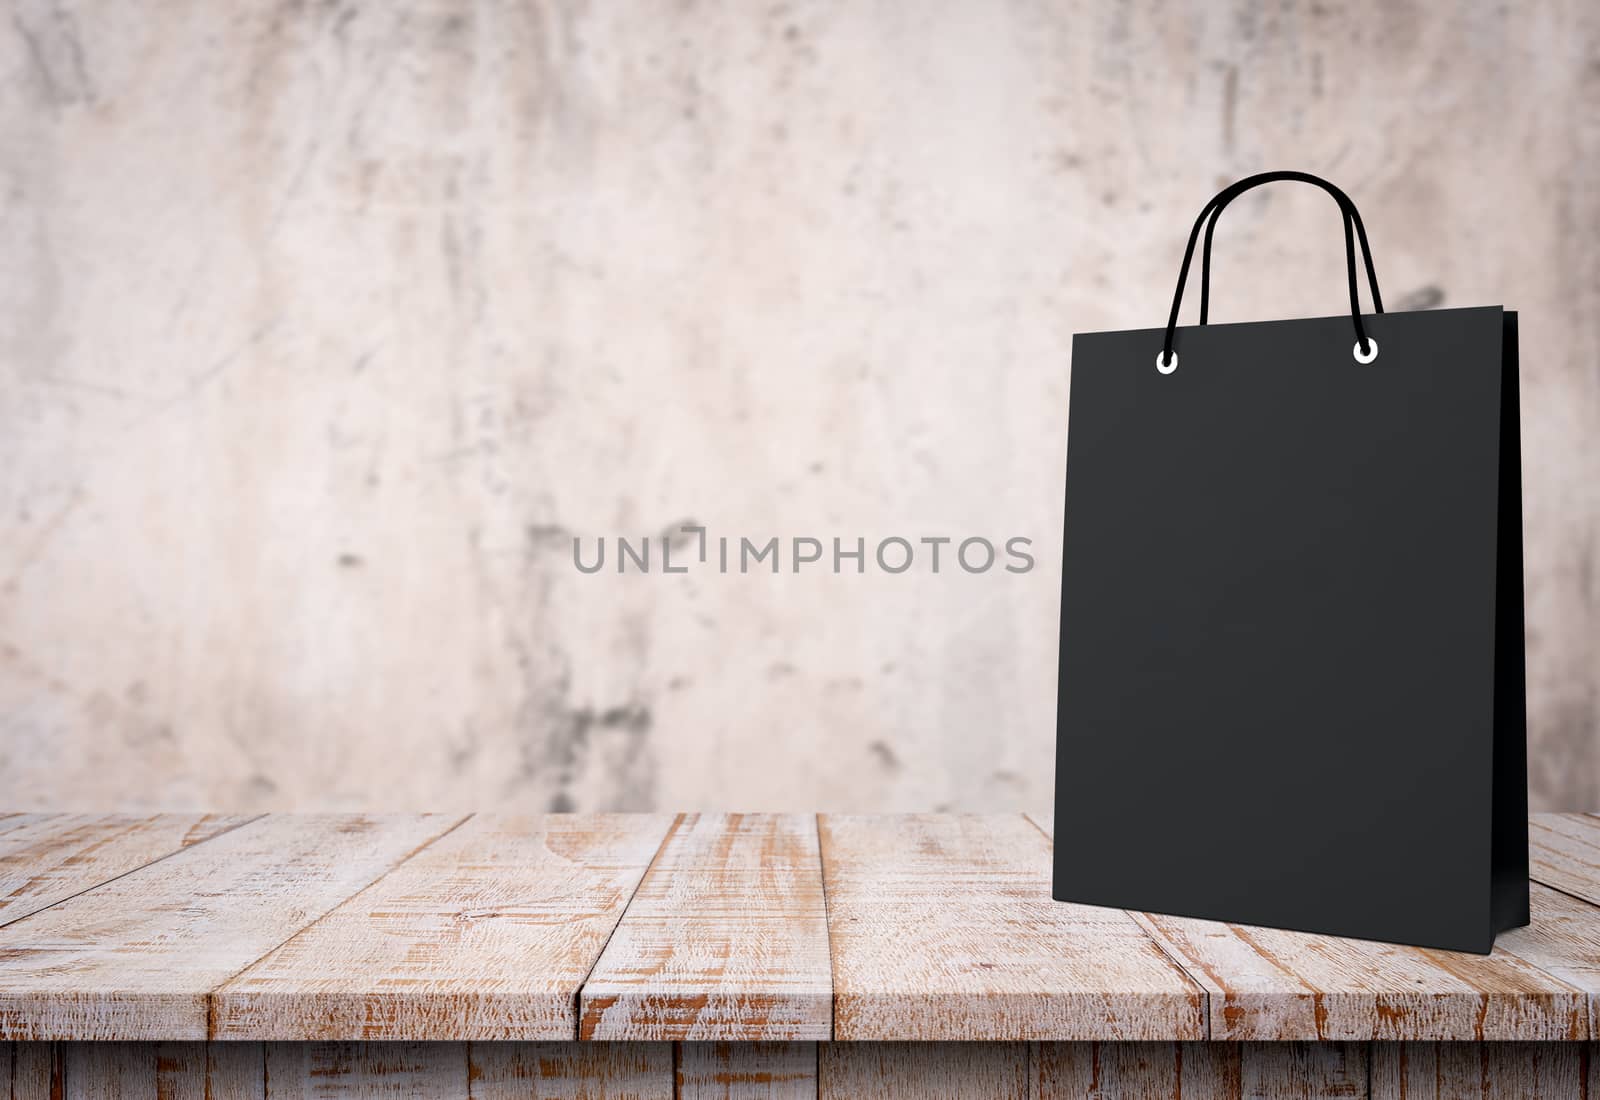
left=2, top=0, right=1597, bottom=811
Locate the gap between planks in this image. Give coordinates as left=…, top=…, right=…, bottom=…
left=202, top=813, right=477, bottom=1039
left=815, top=812, right=837, bottom=1044
left=0, top=813, right=264, bottom=929
left=572, top=812, right=688, bottom=1041
left=4, top=813, right=1600, bottom=1045
left=579, top=813, right=833, bottom=1041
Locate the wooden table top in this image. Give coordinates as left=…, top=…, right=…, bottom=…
left=0, top=812, right=1597, bottom=1044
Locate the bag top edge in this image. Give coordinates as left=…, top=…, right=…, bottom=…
left=1073, top=304, right=1507, bottom=343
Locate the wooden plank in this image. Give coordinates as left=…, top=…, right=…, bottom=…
left=8, top=1041, right=62, bottom=1098
left=0, top=814, right=464, bottom=1040
left=206, top=1042, right=269, bottom=1098
left=1238, top=1043, right=1366, bottom=1099
left=57, top=1041, right=264, bottom=1099
left=0, top=814, right=254, bottom=925
left=1369, top=1041, right=1586, bottom=1099
left=1032, top=1041, right=1240, bottom=1097
left=819, top=814, right=1205, bottom=1041
left=60, top=1043, right=156, bottom=1100
left=677, top=1042, right=816, bottom=1099
left=818, top=1043, right=1026, bottom=1100
left=1031, top=808, right=1586, bottom=1041
left=0, top=816, right=50, bottom=839
left=468, top=1042, right=673, bottom=1099
left=1495, top=882, right=1600, bottom=1037
left=213, top=814, right=672, bottom=1040
left=580, top=814, right=831, bottom=1041
left=1134, top=903, right=1586, bottom=1041
left=1531, top=813, right=1600, bottom=903
left=263, top=1042, right=465, bottom=1098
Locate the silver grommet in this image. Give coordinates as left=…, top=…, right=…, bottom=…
left=1155, top=350, right=1178, bottom=374
left=1353, top=337, right=1379, bottom=364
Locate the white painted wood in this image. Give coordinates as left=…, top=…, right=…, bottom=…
left=468, top=1042, right=673, bottom=1099
left=1369, top=1041, right=1586, bottom=1099
left=1531, top=813, right=1600, bottom=903
left=57, top=1041, right=265, bottom=1100
left=677, top=1042, right=816, bottom=1100
left=1032, top=1042, right=1240, bottom=1097
left=6, top=1042, right=61, bottom=1098
left=0, top=814, right=254, bottom=925
left=581, top=814, right=832, bottom=1041
left=1496, top=882, right=1600, bottom=1038
left=819, top=1043, right=1028, bottom=1100
left=1032, top=808, right=1587, bottom=1041
left=263, top=1042, right=465, bottom=1098
left=0, top=814, right=464, bottom=1040
left=1133, top=904, right=1586, bottom=1041
left=819, top=814, right=1206, bottom=1040
left=214, top=814, right=672, bottom=1040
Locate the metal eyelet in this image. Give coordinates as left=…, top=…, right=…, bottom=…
left=1155, top=351, right=1178, bottom=375
left=1353, top=338, right=1379, bottom=364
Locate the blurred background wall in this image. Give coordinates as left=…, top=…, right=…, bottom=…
left=1, top=0, right=1596, bottom=813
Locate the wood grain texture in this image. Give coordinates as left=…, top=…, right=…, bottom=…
left=57, top=1041, right=265, bottom=1100
left=581, top=814, right=831, bottom=1041
left=7, top=1041, right=62, bottom=1098
left=264, top=1043, right=465, bottom=1098
left=1033, top=807, right=1586, bottom=1041
left=1238, top=1043, right=1367, bottom=1099
left=818, top=1043, right=1028, bottom=1100
left=1032, top=1042, right=1240, bottom=1098
left=467, top=1042, right=673, bottom=1099
left=0, top=814, right=464, bottom=1040
left=1133, top=903, right=1586, bottom=1041
left=1368, top=1042, right=1586, bottom=1099
left=1495, top=882, right=1600, bottom=1038
left=819, top=814, right=1205, bottom=1041
left=213, top=814, right=673, bottom=1040
left=1530, top=813, right=1600, bottom=903
left=0, top=814, right=254, bottom=926
left=677, top=1043, right=816, bottom=1100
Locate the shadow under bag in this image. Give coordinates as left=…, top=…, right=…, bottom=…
left=1051, top=171, right=1527, bottom=953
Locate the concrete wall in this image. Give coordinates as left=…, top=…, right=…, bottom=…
left=2, top=0, right=1596, bottom=812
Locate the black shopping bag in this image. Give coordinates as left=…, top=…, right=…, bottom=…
left=1051, top=171, right=1527, bottom=953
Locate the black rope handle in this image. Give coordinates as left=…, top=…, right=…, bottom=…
left=1161, top=171, right=1385, bottom=365
left=1200, top=186, right=1384, bottom=327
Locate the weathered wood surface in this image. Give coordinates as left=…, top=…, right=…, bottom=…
left=214, top=814, right=673, bottom=1040
left=1495, top=882, right=1600, bottom=1040
left=0, top=815, right=463, bottom=1040
left=57, top=1041, right=265, bottom=1100
left=1367, top=1042, right=1588, bottom=1099
left=818, top=1043, right=1029, bottom=1100
left=1133, top=907, right=1585, bottom=1041
left=677, top=1042, right=816, bottom=1100
left=1037, top=1042, right=1370, bottom=1100
left=582, top=814, right=832, bottom=1041
left=1031, top=1041, right=1243, bottom=1097
left=1034, top=811, right=1589, bottom=1042
left=0, top=813, right=253, bottom=925
left=468, top=1042, right=673, bottom=1099
left=265, top=1043, right=467, bottom=1099
left=3, top=812, right=1600, bottom=1048
left=1530, top=813, right=1600, bottom=904
left=819, top=814, right=1206, bottom=1040
left=3, top=1042, right=59, bottom=1098
left=10, top=1042, right=1600, bottom=1098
